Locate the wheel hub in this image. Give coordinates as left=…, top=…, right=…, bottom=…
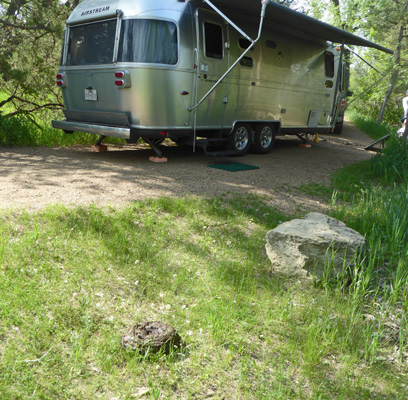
left=235, top=127, right=249, bottom=151
left=260, top=126, right=273, bottom=148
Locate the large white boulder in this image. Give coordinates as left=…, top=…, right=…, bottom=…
left=266, top=212, right=366, bottom=278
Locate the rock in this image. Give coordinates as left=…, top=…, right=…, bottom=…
left=121, top=321, right=182, bottom=354
left=265, top=212, right=366, bottom=279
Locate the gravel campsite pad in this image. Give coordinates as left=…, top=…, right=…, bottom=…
left=0, top=121, right=375, bottom=213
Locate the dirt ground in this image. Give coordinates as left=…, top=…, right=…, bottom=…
left=0, top=120, right=377, bottom=213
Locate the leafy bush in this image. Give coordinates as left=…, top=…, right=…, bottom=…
left=0, top=114, right=125, bottom=147
left=0, top=114, right=41, bottom=146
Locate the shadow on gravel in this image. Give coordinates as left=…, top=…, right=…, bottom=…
left=0, top=123, right=375, bottom=211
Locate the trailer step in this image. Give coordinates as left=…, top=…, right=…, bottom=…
left=364, top=134, right=390, bottom=152
left=195, top=137, right=236, bottom=156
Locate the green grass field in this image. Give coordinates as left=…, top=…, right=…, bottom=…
left=1, top=112, right=408, bottom=398
left=1, top=190, right=408, bottom=399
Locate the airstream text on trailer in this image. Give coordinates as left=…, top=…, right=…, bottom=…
left=52, top=0, right=393, bottom=156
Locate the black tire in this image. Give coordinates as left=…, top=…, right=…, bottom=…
left=333, top=120, right=343, bottom=134
left=229, top=123, right=251, bottom=155
left=252, top=124, right=276, bottom=154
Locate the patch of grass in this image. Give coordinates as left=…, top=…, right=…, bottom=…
left=1, top=196, right=407, bottom=399
left=347, top=110, right=394, bottom=140
left=297, top=182, right=335, bottom=201
left=0, top=114, right=125, bottom=147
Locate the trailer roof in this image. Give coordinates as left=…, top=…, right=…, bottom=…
left=208, top=0, right=394, bottom=55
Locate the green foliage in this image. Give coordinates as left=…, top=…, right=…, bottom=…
left=0, top=0, right=75, bottom=116
left=0, top=114, right=41, bottom=146
left=301, top=0, right=406, bottom=125
left=300, top=112, right=408, bottom=373
left=0, top=113, right=125, bottom=146
left=371, top=134, right=408, bottom=184
left=348, top=109, right=394, bottom=140
left=344, top=111, right=408, bottom=185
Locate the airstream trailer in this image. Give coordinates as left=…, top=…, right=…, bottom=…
left=52, top=0, right=393, bottom=156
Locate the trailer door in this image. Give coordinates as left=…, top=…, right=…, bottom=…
left=194, top=9, right=229, bottom=129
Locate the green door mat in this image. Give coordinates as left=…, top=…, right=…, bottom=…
left=207, top=162, right=259, bottom=172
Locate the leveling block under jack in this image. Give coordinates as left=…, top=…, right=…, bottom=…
left=298, top=134, right=317, bottom=147
left=91, top=135, right=108, bottom=152
left=149, top=156, right=168, bottom=163
left=144, top=137, right=168, bottom=162
left=296, top=133, right=313, bottom=148
left=91, top=145, right=108, bottom=152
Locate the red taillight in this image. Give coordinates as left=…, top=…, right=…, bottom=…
left=114, top=71, right=125, bottom=86
left=56, top=73, right=64, bottom=87
left=114, top=71, right=131, bottom=88
left=340, top=99, right=346, bottom=110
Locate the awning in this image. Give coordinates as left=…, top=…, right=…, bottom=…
left=206, top=0, right=394, bottom=54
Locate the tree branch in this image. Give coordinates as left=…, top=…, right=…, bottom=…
left=0, top=18, right=53, bottom=32
left=4, top=103, right=64, bottom=118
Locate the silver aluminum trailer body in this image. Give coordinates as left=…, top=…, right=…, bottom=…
left=52, top=0, right=393, bottom=155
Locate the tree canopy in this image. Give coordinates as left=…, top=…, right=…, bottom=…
left=0, top=0, right=78, bottom=117
left=294, top=0, right=407, bottom=124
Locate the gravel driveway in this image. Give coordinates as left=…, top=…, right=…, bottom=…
left=0, top=121, right=376, bottom=213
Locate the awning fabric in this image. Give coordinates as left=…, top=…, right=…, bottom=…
left=206, top=0, right=394, bottom=54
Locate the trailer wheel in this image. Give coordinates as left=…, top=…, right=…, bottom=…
left=229, top=123, right=251, bottom=155
left=252, top=124, right=275, bottom=154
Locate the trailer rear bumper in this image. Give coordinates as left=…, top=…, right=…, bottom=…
left=52, top=120, right=130, bottom=139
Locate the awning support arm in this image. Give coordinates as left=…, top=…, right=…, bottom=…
left=188, top=0, right=269, bottom=112
left=203, top=0, right=254, bottom=42
left=344, top=45, right=390, bottom=109
left=346, top=74, right=389, bottom=108
left=345, top=45, right=387, bottom=77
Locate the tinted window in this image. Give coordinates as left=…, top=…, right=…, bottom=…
left=60, top=35, right=65, bottom=66
left=324, top=51, right=335, bottom=78
left=204, top=22, right=223, bottom=59
left=67, top=20, right=116, bottom=66
left=118, top=19, right=178, bottom=64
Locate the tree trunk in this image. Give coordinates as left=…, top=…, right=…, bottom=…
left=377, top=70, right=398, bottom=124
left=377, top=3, right=408, bottom=124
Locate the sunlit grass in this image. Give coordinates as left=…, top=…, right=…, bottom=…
left=0, top=113, right=125, bottom=147
left=347, top=109, right=394, bottom=140
left=1, top=195, right=407, bottom=399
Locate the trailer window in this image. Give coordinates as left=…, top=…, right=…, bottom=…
left=60, top=36, right=65, bottom=65
left=118, top=19, right=178, bottom=65
left=324, top=51, right=335, bottom=78
left=204, top=22, right=223, bottom=59
left=67, top=20, right=116, bottom=66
